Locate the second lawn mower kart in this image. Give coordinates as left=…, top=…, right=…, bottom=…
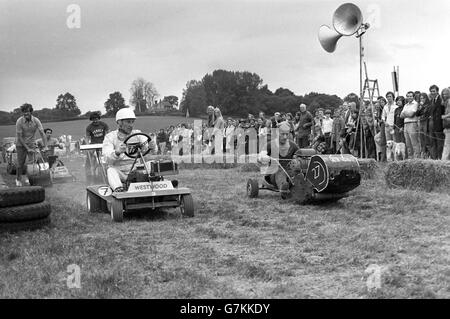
left=26, top=148, right=76, bottom=186
left=82, top=133, right=194, bottom=222
left=247, top=149, right=361, bottom=204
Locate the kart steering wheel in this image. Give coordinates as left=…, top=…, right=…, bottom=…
left=123, top=133, right=152, bottom=159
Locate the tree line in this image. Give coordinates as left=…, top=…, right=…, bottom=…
left=0, top=71, right=348, bottom=125
left=179, top=69, right=344, bottom=118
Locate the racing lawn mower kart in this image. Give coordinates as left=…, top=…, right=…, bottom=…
left=247, top=149, right=361, bottom=204
left=25, top=148, right=76, bottom=186
left=83, top=133, right=194, bottom=222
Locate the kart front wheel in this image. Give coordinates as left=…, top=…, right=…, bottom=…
left=180, top=194, right=194, bottom=217
left=247, top=179, right=259, bottom=198
left=111, top=198, right=124, bottom=222
left=86, top=191, right=101, bottom=213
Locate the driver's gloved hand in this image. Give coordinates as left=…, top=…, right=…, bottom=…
left=115, top=143, right=126, bottom=157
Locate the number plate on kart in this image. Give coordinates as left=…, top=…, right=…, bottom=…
left=128, top=181, right=174, bottom=192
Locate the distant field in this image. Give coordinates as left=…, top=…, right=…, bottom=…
left=0, top=115, right=201, bottom=141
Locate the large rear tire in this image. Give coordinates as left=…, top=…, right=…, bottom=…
left=180, top=194, right=194, bottom=217
left=247, top=179, right=259, bottom=198
left=111, top=198, right=124, bottom=222
left=0, top=186, right=45, bottom=208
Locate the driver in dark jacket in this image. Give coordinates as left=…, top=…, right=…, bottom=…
left=102, top=108, right=157, bottom=192
left=259, top=122, right=299, bottom=196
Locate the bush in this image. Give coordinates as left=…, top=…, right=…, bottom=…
left=385, top=160, right=450, bottom=192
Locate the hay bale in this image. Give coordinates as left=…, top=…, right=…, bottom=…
left=385, top=159, right=450, bottom=192
left=357, top=158, right=379, bottom=179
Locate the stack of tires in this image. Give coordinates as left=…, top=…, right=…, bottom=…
left=0, top=186, right=51, bottom=232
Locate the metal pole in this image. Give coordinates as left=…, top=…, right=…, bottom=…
left=359, top=33, right=365, bottom=158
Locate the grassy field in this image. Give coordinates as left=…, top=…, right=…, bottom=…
left=0, top=157, right=449, bottom=298
left=0, top=115, right=200, bottom=141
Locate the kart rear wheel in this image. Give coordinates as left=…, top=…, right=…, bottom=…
left=111, top=198, right=124, bottom=222
left=180, top=194, right=194, bottom=217
left=86, top=191, right=101, bottom=213
left=247, top=179, right=259, bottom=198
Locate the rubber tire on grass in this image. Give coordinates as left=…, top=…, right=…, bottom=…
left=86, top=191, right=102, bottom=213
left=111, top=198, right=124, bottom=222
left=247, top=179, right=259, bottom=198
left=0, top=216, right=51, bottom=233
left=180, top=194, right=194, bottom=217
left=0, top=186, right=45, bottom=208
left=0, top=201, right=51, bottom=223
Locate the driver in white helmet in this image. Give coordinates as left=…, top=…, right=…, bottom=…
left=102, top=108, right=158, bottom=192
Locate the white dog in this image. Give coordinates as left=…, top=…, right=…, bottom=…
left=386, top=140, right=406, bottom=161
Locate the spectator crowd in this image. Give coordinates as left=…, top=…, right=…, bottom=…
left=151, top=84, right=450, bottom=161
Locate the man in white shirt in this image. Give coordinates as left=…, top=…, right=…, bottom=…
left=102, top=108, right=157, bottom=192
left=400, top=91, right=420, bottom=158
left=321, top=109, right=334, bottom=152
left=382, top=91, right=398, bottom=142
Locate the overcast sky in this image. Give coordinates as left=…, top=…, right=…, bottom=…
left=1, top=0, right=449, bottom=114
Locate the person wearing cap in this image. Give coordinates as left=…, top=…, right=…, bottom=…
left=85, top=111, right=109, bottom=179
left=259, top=121, right=299, bottom=197
left=294, top=103, right=313, bottom=148
left=36, top=128, right=64, bottom=166
left=102, top=108, right=157, bottom=192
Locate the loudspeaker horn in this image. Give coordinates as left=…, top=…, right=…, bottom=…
left=318, top=25, right=342, bottom=53
left=332, top=3, right=363, bottom=36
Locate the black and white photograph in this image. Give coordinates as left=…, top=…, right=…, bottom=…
left=0, top=0, right=449, bottom=303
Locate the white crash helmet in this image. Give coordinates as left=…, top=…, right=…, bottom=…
left=116, top=108, right=136, bottom=122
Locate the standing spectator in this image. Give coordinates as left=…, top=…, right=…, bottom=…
left=393, top=96, right=406, bottom=146
left=258, top=111, right=265, bottom=122
left=428, top=85, right=445, bottom=159
left=157, top=128, right=168, bottom=154
left=414, top=91, right=421, bottom=104
left=15, top=103, right=47, bottom=187
left=294, top=103, right=313, bottom=148
left=416, top=93, right=432, bottom=158
left=206, top=105, right=215, bottom=128
left=440, top=87, right=450, bottom=160
left=86, top=111, right=109, bottom=144
left=321, top=109, right=333, bottom=152
left=271, top=112, right=282, bottom=128
left=342, top=101, right=351, bottom=125
left=331, top=108, right=345, bottom=154
left=346, top=109, right=360, bottom=156
left=382, top=92, right=398, bottom=143
left=85, top=111, right=109, bottom=180
left=225, top=118, right=236, bottom=153
left=362, top=107, right=377, bottom=159
left=401, top=91, right=420, bottom=158
left=376, top=97, right=388, bottom=161
left=312, top=109, right=324, bottom=139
